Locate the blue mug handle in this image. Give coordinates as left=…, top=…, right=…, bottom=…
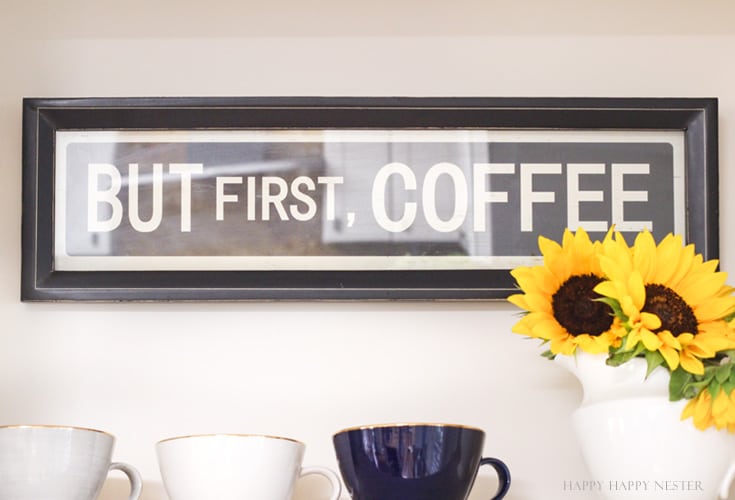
left=479, top=457, right=511, bottom=499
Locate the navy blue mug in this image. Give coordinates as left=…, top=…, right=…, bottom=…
left=333, top=423, right=511, bottom=500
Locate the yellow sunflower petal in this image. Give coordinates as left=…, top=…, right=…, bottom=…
left=654, top=233, right=685, bottom=283
left=658, top=330, right=681, bottom=350
left=712, top=390, right=730, bottom=419
left=627, top=271, right=646, bottom=310
left=624, top=327, right=643, bottom=350
left=684, top=331, right=735, bottom=356
left=680, top=352, right=705, bottom=375
left=640, top=312, right=662, bottom=331
left=521, top=293, right=553, bottom=315
left=538, top=234, right=562, bottom=262
left=633, top=230, right=657, bottom=282
left=550, top=335, right=577, bottom=355
left=681, top=398, right=697, bottom=420
left=512, top=266, right=559, bottom=297
left=658, top=344, right=680, bottom=370
left=507, top=293, right=530, bottom=311
left=712, top=389, right=735, bottom=429
left=574, top=334, right=613, bottom=354
left=667, top=244, right=696, bottom=289
left=593, top=281, right=621, bottom=301
left=620, top=295, right=640, bottom=319
left=694, top=296, right=735, bottom=322
left=511, top=312, right=549, bottom=336
left=532, top=318, right=566, bottom=341
left=692, top=390, right=714, bottom=430
left=599, top=235, right=633, bottom=283
left=640, top=328, right=663, bottom=351
left=677, top=270, right=728, bottom=307
left=530, top=266, right=561, bottom=296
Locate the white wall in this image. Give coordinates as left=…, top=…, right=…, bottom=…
left=2, top=2, right=735, bottom=499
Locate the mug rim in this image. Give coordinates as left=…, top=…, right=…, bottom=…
left=0, top=425, right=114, bottom=437
left=157, top=433, right=305, bottom=446
left=333, top=422, right=485, bottom=436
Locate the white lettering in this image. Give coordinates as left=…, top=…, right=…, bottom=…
left=87, top=163, right=123, bottom=232
left=422, top=162, right=467, bottom=233
left=567, top=163, right=607, bottom=232
left=290, top=176, right=317, bottom=221
left=473, top=163, right=514, bottom=232
left=317, top=176, right=344, bottom=221
left=247, top=176, right=256, bottom=221
left=262, top=176, right=289, bottom=221
left=127, top=163, right=164, bottom=233
left=169, top=163, right=203, bottom=232
left=612, top=163, right=652, bottom=232
left=216, top=176, right=243, bottom=221
left=520, top=163, right=562, bottom=232
left=372, top=163, right=417, bottom=232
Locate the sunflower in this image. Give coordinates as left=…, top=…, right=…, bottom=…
left=681, top=387, right=735, bottom=432
left=593, top=230, right=735, bottom=375
left=508, top=228, right=621, bottom=356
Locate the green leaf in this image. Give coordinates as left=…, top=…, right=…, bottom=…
left=595, top=297, right=627, bottom=322
left=607, top=350, right=638, bottom=367
left=644, top=350, right=665, bottom=378
left=709, top=379, right=722, bottom=398
left=541, top=350, right=556, bottom=360
left=680, top=379, right=708, bottom=400
left=673, top=364, right=719, bottom=401
left=669, top=368, right=693, bottom=401
left=716, top=363, right=733, bottom=384
left=607, top=342, right=645, bottom=367
left=703, top=365, right=721, bottom=381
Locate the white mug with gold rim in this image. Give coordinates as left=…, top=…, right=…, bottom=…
left=157, top=433, right=341, bottom=500
left=0, top=425, right=142, bottom=500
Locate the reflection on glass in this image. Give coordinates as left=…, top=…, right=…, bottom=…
left=55, top=130, right=684, bottom=271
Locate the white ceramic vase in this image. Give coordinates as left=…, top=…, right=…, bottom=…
left=557, top=352, right=735, bottom=500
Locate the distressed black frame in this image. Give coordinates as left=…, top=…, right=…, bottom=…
left=21, top=97, right=718, bottom=301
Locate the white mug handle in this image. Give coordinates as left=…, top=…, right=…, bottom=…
left=719, top=460, right=735, bottom=499
left=109, top=462, right=143, bottom=500
left=300, top=465, right=342, bottom=500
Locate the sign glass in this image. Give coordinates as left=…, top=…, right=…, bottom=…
left=54, top=129, right=685, bottom=272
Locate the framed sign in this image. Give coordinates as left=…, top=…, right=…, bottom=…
left=22, top=97, right=718, bottom=301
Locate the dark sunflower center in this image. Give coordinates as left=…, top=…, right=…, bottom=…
left=643, top=284, right=698, bottom=336
left=552, top=274, right=613, bottom=336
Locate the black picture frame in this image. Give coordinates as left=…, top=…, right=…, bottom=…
left=22, top=97, right=718, bottom=301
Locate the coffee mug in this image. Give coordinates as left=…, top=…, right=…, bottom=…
left=157, top=433, right=342, bottom=500
left=0, top=425, right=142, bottom=500
left=333, top=423, right=511, bottom=500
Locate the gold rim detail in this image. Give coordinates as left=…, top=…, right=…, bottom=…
left=157, top=433, right=304, bottom=446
